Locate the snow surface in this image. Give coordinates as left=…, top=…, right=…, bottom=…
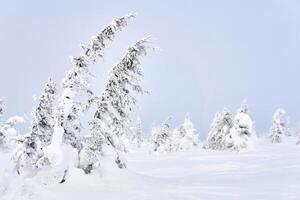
left=1, top=137, right=300, bottom=200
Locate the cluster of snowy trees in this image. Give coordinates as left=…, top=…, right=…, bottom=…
left=0, top=13, right=155, bottom=181
left=1, top=13, right=300, bottom=185
left=204, top=101, right=256, bottom=151
left=204, top=102, right=300, bottom=151
left=149, top=115, right=199, bottom=153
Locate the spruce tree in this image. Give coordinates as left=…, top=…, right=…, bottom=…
left=224, top=101, right=256, bottom=151
left=79, top=38, right=151, bottom=173
left=130, top=117, right=143, bottom=148
left=150, top=118, right=172, bottom=153
left=204, top=108, right=233, bottom=150
left=268, top=109, right=289, bottom=143
left=13, top=79, right=56, bottom=175
left=172, top=115, right=198, bottom=151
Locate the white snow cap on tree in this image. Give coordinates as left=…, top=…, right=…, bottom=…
left=172, top=114, right=199, bottom=151
left=79, top=38, right=152, bottom=173
left=13, top=79, right=56, bottom=175
left=224, top=101, right=256, bottom=151
left=268, top=108, right=290, bottom=143
left=150, top=118, right=172, bottom=153
left=204, top=107, right=233, bottom=150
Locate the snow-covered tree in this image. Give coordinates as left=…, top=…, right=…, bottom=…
left=129, top=117, right=143, bottom=148
left=268, top=109, right=290, bottom=143
left=172, top=115, right=199, bottom=151
left=52, top=13, right=136, bottom=152
left=13, top=134, right=49, bottom=175
left=150, top=118, right=172, bottom=153
left=203, top=108, right=233, bottom=150
left=0, top=99, right=25, bottom=152
left=0, top=116, right=24, bottom=152
left=119, top=117, right=144, bottom=150
left=79, top=38, right=151, bottom=173
left=224, top=101, right=256, bottom=151
left=13, top=79, right=56, bottom=175
left=31, top=79, right=57, bottom=146
left=297, top=134, right=300, bottom=146
left=0, top=98, right=3, bottom=118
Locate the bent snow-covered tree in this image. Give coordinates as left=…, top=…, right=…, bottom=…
left=13, top=79, right=56, bottom=175
left=172, top=115, right=199, bottom=151
left=79, top=38, right=151, bottom=173
left=52, top=13, right=136, bottom=152
left=224, top=102, right=256, bottom=151
left=268, top=108, right=290, bottom=143
left=204, top=108, right=233, bottom=150
left=150, top=118, right=172, bottom=153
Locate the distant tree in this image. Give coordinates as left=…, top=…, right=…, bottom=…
left=224, top=101, right=256, bottom=151
left=204, top=108, right=233, bottom=150
left=79, top=38, right=151, bottom=173
left=0, top=98, right=3, bottom=118
left=13, top=79, right=56, bottom=175
left=268, top=109, right=290, bottom=143
left=120, top=117, right=144, bottom=150
left=129, top=117, right=143, bottom=148
left=150, top=118, right=172, bottom=153
left=172, top=115, right=199, bottom=151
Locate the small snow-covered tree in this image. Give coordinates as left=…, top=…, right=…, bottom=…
left=13, top=134, right=48, bottom=175
left=150, top=118, right=172, bottom=153
left=129, top=117, right=143, bottom=148
left=268, top=108, right=290, bottom=143
left=0, top=99, right=25, bottom=152
left=0, top=98, right=3, bottom=118
left=31, top=79, right=57, bottom=146
left=172, top=115, right=199, bottom=151
left=204, top=108, right=233, bottom=150
left=52, top=13, right=136, bottom=152
left=0, top=116, right=24, bottom=152
left=120, top=117, right=143, bottom=150
left=224, top=101, right=256, bottom=151
left=79, top=38, right=151, bottom=173
left=13, top=79, right=56, bottom=175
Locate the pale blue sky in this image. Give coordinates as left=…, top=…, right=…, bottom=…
left=1, top=0, right=300, bottom=137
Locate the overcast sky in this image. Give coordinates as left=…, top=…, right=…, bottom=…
left=1, top=0, right=300, bottom=138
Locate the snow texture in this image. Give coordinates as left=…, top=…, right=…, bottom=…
left=1, top=137, right=300, bottom=200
